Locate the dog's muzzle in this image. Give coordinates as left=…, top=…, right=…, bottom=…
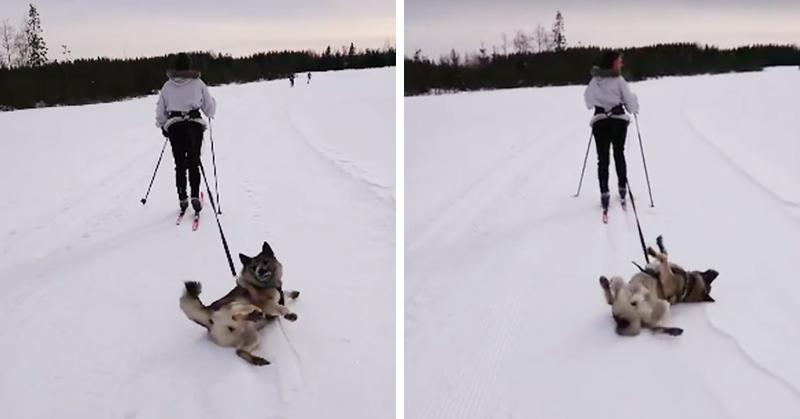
left=613, top=315, right=630, bottom=330
left=256, top=267, right=272, bottom=278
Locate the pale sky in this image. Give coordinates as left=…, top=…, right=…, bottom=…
left=406, top=0, right=800, bottom=57
left=0, top=0, right=395, bottom=60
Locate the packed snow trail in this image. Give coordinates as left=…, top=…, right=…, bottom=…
left=406, top=67, right=800, bottom=419
left=0, top=68, right=394, bottom=419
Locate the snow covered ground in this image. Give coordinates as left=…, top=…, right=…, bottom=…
left=406, top=67, right=800, bottom=419
left=0, top=67, right=395, bottom=419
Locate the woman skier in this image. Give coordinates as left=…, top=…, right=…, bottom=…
left=155, top=52, right=216, bottom=215
left=583, top=50, right=639, bottom=215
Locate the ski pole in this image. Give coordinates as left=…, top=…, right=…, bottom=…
left=574, top=132, right=593, bottom=197
left=140, top=137, right=169, bottom=205
left=209, top=118, right=222, bottom=214
left=633, top=114, right=654, bottom=207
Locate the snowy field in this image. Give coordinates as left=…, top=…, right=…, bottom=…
left=0, top=68, right=395, bottom=419
left=406, top=67, right=800, bottom=419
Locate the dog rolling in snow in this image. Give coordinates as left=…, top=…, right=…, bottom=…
left=599, top=235, right=718, bottom=337
left=180, top=241, right=300, bottom=365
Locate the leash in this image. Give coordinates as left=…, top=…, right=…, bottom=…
left=198, top=159, right=237, bottom=277
left=627, top=181, right=650, bottom=265
left=277, top=319, right=308, bottom=385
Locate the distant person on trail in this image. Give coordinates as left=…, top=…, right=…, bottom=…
left=155, top=52, right=216, bottom=214
left=307, top=72, right=311, bottom=84
left=289, top=73, right=295, bottom=87
left=583, top=50, right=639, bottom=212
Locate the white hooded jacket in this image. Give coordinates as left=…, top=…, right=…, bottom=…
left=583, top=66, right=639, bottom=126
left=155, top=70, right=216, bottom=130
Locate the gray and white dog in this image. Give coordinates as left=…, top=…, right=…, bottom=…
left=599, top=236, right=718, bottom=337
left=179, top=241, right=300, bottom=365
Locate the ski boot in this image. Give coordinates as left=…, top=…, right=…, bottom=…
left=191, top=196, right=203, bottom=213
left=179, top=199, right=189, bottom=214
left=601, top=192, right=610, bottom=211
left=178, top=188, right=189, bottom=214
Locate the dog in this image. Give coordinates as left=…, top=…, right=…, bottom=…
left=599, top=235, right=718, bottom=337
left=179, top=241, right=300, bottom=365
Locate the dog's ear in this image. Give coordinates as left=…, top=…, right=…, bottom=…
left=261, top=241, right=275, bottom=258
left=239, top=253, right=252, bottom=266
left=702, top=269, right=719, bottom=286
left=702, top=294, right=715, bottom=303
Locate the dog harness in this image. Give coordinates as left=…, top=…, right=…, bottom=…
left=594, top=104, right=625, bottom=117
left=638, top=264, right=694, bottom=304
left=169, top=109, right=202, bottom=119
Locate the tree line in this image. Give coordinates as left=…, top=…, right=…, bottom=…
left=405, top=11, right=800, bottom=95
left=0, top=3, right=395, bottom=110
left=0, top=47, right=395, bottom=109
left=406, top=44, right=800, bottom=95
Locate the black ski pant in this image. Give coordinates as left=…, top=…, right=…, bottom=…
left=167, top=121, right=204, bottom=201
left=592, top=117, right=629, bottom=195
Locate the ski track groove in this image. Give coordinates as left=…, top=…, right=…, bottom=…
left=408, top=131, right=567, bottom=253
left=405, top=90, right=581, bottom=251
left=432, top=296, right=521, bottom=419
left=284, top=108, right=394, bottom=207
left=681, top=108, right=800, bottom=221
left=701, top=308, right=800, bottom=399
left=0, top=144, right=153, bottom=261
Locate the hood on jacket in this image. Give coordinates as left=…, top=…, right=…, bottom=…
left=590, top=66, right=620, bottom=78
left=166, top=69, right=202, bottom=86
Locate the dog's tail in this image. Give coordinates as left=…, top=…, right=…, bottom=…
left=180, top=281, right=213, bottom=330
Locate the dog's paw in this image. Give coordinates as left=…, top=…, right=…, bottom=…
left=250, top=356, right=271, bottom=366
left=184, top=281, right=202, bottom=297
left=665, top=327, right=683, bottom=336
left=599, top=276, right=610, bottom=290
left=283, top=312, right=298, bottom=322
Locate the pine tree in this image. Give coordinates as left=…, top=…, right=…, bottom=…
left=348, top=42, right=356, bottom=56
left=478, top=43, right=489, bottom=65
left=60, top=44, right=71, bottom=63
left=25, top=3, right=48, bottom=67
left=552, top=11, right=566, bottom=52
